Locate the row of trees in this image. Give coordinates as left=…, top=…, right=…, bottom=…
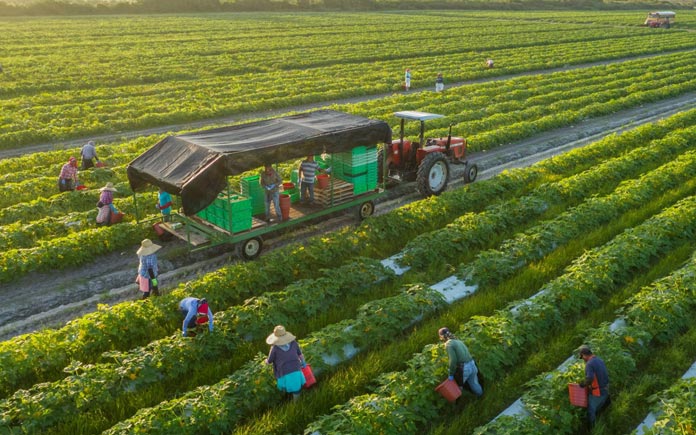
left=0, top=0, right=685, bottom=16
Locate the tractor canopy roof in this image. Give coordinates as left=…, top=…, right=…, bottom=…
left=127, top=110, right=392, bottom=215
left=394, top=111, right=444, bottom=122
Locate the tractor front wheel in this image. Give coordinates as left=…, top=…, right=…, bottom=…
left=416, top=152, right=449, bottom=196
left=464, top=163, right=478, bottom=183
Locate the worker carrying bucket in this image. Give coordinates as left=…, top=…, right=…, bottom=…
left=437, top=327, right=483, bottom=399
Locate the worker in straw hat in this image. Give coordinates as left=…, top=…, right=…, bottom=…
left=265, top=325, right=307, bottom=400
left=135, top=239, right=161, bottom=299
left=576, top=344, right=610, bottom=428
left=438, top=327, right=483, bottom=397
left=96, top=182, right=121, bottom=226
left=58, top=156, right=79, bottom=192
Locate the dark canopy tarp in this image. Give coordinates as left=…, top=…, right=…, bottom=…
left=127, top=110, right=392, bottom=215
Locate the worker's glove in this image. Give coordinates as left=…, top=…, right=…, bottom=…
left=151, top=278, right=158, bottom=287
left=301, top=361, right=307, bottom=369
left=182, top=332, right=187, bottom=338
left=448, top=375, right=454, bottom=381
left=60, top=179, right=66, bottom=185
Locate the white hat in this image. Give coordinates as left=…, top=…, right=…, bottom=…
left=266, top=325, right=296, bottom=346
left=100, top=182, right=117, bottom=192
left=137, top=238, right=161, bottom=256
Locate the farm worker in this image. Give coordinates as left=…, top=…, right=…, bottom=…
left=58, top=156, right=79, bottom=192
left=438, top=327, right=483, bottom=397
left=179, top=297, right=214, bottom=337
left=135, top=238, right=161, bottom=299
left=435, top=72, right=444, bottom=92
left=156, top=187, right=173, bottom=222
left=80, top=140, right=100, bottom=170
left=577, top=344, right=610, bottom=428
left=486, top=59, right=494, bottom=68
left=96, top=182, right=121, bottom=226
left=404, top=68, right=412, bottom=91
left=266, top=325, right=307, bottom=400
left=299, top=155, right=321, bottom=206
left=260, top=164, right=283, bottom=222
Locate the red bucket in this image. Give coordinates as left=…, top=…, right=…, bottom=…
left=282, top=182, right=295, bottom=191
left=280, top=194, right=291, bottom=221
left=568, top=383, right=588, bottom=407
left=316, top=174, right=329, bottom=189
left=153, top=222, right=165, bottom=236
left=302, top=364, right=316, bottom=389
left=435, top=378, right=461, bottom=403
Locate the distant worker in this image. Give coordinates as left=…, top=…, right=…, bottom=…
left=435, top=72, right=444, bottom=92
left=179, top=297, right=214, bottom=337
left=577, top=345, right=610, bottom=428
left=404, top=68, right=412, bottom=91
left=260, top=164, right=283, bottom=222
left=58, top=156, right=79, bottom=192
left=486, top=59, right=494, bottom=68
left=96, top=182, right=121, bottom=226
left=299, top=155, right=322, bottom=206
left=156, top=187, right=173, bottom=222
left=135, top=238, right=161, bottom=299
left=80, top=140, right=100, bottom=169
left=266, top=325, right=307, bottom=400
left=438, top=327, right=483, bottom=397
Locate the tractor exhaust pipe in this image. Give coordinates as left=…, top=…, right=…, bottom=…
left=445, top=124, right=452, bottom=151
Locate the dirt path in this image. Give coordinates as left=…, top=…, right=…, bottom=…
left=2, top=90, right=694, bottom=341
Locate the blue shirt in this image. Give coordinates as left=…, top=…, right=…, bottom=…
left=157, top=191, right=172, bottom=215
left=179, top=297, right=214, bottom=335
left=585, top=356, right=609, bottom=395
left=138, top=254, right=158, bottom=278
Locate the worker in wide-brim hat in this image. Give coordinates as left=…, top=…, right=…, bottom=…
left=96, top=182, right=121, bottom=226
left=265, top=325, right=307, bottom=400
left=135, top=239, right=161, bottom=299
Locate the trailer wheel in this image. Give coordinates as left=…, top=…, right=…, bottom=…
left=464, top=163, right=478, bottom=183
left=416, top=152, right=449, bottom=196
left=357, top=201, right=375, bottom=220
left=239, top=237, right=263, bottom=260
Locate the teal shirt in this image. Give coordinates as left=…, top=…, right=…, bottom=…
left=445, top=339, right=473, bottom=376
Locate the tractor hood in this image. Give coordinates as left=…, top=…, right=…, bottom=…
left=127, top=110, right=392, bottom=216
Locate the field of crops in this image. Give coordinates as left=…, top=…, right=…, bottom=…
left=2, top=10, right=696, bottom=435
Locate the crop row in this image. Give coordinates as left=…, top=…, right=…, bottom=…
left=304, top=194, right=696, bottom=434
left=399, top=123, right=696, bottom=268
left=3, top=18, right=695, bottom=147
left=476, top=249, right=696, bottom=434
left=3, top=52, right=691, bottom=280
left=102, top=137, right=696, bottom=434
left=2, top=107, right=694, bottom=399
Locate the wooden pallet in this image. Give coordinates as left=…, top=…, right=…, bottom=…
left=314, top=179, right=354, bottom=206
left=159, top=222, right=209, bottom=246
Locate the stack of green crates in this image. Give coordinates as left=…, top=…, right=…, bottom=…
left=196, top=193, right=252, bottom=233
left=333, top=146, right=378, bottom=194
left=240, top=175, right=265, bottom=216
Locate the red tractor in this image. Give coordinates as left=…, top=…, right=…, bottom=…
left=382, top=111, right=478, bottom=196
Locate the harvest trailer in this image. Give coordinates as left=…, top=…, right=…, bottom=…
left=644, top=11, right=675, bottom=28
left=127, top=110, right=392, bottom=259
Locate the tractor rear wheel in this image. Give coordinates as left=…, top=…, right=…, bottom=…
left=464, top=163, right=478, bottom=183
left=416, top=152, right=449, bottom=196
